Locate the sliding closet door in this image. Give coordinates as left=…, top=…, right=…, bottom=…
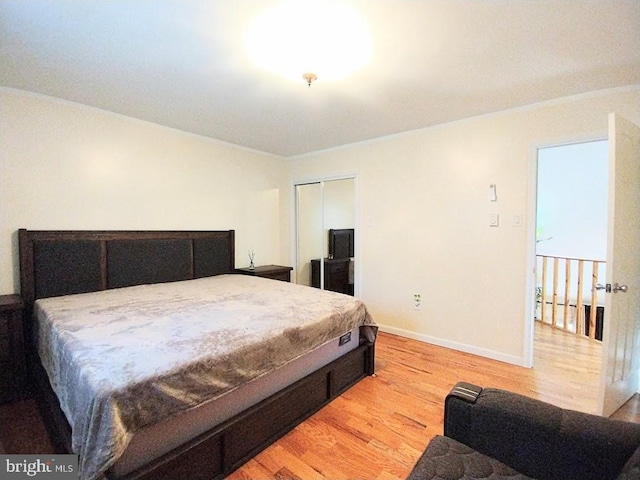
left=295, top=177, right=356, bottom=294
left=296, top=183, right=323, bottom=287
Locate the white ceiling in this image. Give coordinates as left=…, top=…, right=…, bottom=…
left=1, top=1, right=639, bottom=157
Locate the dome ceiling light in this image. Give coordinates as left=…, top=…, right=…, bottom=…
left=245, top=1, right=372, bottom=87
left=302, top=72, right=317, bottom=87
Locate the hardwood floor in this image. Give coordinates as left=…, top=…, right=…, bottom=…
left=229, top=323, right=636, bottom=480
left=1, top=322, right=637, bottom=479
left=531, top=320, right=601, bottom=413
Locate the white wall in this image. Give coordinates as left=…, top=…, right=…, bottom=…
left=323, top=178, right=355, bottom=232
left=0, top=88, right=289, bottom=294
left=288, top=87, right=640, bottom=365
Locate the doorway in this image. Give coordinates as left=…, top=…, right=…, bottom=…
left=527, top=114, right=640, bottom=416
left=295, top=177, right=356, bottom=295
left=532, top=139, right=608, bottom=413
left=535, top=140, right=609, bottom=333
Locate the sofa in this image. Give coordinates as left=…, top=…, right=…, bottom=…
left=408, top=382, right=640, bottom=480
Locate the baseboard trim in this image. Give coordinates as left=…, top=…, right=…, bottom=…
left=377, top=324, right=528, bottom=367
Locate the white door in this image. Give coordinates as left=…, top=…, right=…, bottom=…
left=598, top=113, right=640, bottom=417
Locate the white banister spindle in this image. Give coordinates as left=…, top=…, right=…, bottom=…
left=535, top=255, right=603, bottom=342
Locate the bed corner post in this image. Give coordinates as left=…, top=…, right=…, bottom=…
left=18, top=229, right=39, bottom=390
left=229, top=230, right=235, bottom=271
left=365, top=342, right=375, bottom=376
left=18, top=229, right=35, bottom=313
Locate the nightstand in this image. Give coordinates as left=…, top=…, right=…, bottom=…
left=0, top=294, right=27, bottom=403
left=235, top=265, right=293, bottom=282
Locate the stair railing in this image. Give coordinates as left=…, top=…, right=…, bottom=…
left=536, top=255, right=606, bottom=340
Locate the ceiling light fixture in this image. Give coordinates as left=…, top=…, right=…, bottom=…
left=245, top=1, right=372, bottom=86
left=302, top=72, right=317, bottom=87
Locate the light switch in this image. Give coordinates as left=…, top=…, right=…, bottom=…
left=489, top=184, right=497, bottom=202
left=489, top=214, right=499, bottom=227
left=512, top=214, right=523, bottom=227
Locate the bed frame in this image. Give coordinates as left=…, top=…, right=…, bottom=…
left=18, top=229, right=375, bottom=480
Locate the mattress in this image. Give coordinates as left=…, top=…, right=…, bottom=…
left=34, top=274, right=376, bottom=480
left=111, top=325, right=362, bottom=476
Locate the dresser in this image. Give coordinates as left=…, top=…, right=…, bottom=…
left=0, top=294, right=27, bottom=403
left=311, top=258, right=351, bottom=295
left=235, top=265, right=293, bottom=282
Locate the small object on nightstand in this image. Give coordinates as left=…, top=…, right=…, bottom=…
left=0, top=294, right=27, bottom=404
left=235, top=265, right=293, bottom=282
left=248, top=249, right=256, bottom=270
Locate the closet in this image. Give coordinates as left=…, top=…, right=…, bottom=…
left=295, top=177, right=356, bottom=295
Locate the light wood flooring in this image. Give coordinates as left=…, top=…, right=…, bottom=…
left=228, top=322, right=638, bottom=480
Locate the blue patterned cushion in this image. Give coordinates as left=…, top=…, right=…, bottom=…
left=408, top=436, right=537, bottom=480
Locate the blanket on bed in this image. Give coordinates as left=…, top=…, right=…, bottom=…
left=34, top=274, right=376, bottom=480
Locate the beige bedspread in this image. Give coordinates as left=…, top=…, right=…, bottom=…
left=34, top=274, right=376, bottom=480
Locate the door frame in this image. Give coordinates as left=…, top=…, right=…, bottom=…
left=291, top=173, right=360, bottom=295
left=524, top=134, right=608, bottom=369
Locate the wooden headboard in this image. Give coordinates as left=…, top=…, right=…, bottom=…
left=18, top=229, right=235, bottom=314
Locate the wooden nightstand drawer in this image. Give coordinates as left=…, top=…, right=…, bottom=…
left=235, top=265, right=293, bottom=282
left=0, top=334, right=10, bottom=359
left=262, top=270, right=292, bottom=282
left=330, top=262, right=348, bottom=274
left=0, top=294, right=27, bottom=404
left=311, top=258, right=351, bottom=294
left=0, top=366, right=21, bottom=403
left=0, top=367, right=12, bottom=388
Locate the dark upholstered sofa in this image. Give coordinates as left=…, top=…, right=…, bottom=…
left=408, top=382, right=640, bottom=480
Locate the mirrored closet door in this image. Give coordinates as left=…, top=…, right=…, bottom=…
left=295, top=177, right=356, bottom=295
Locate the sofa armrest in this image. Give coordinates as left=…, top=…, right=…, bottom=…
left=444, top=383, right=640, bottom=480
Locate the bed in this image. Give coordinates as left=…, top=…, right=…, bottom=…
left=18, top=229, right=376, bottom=480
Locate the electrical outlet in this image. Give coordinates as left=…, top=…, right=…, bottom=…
left=413, top=293, right=422, bottom=310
